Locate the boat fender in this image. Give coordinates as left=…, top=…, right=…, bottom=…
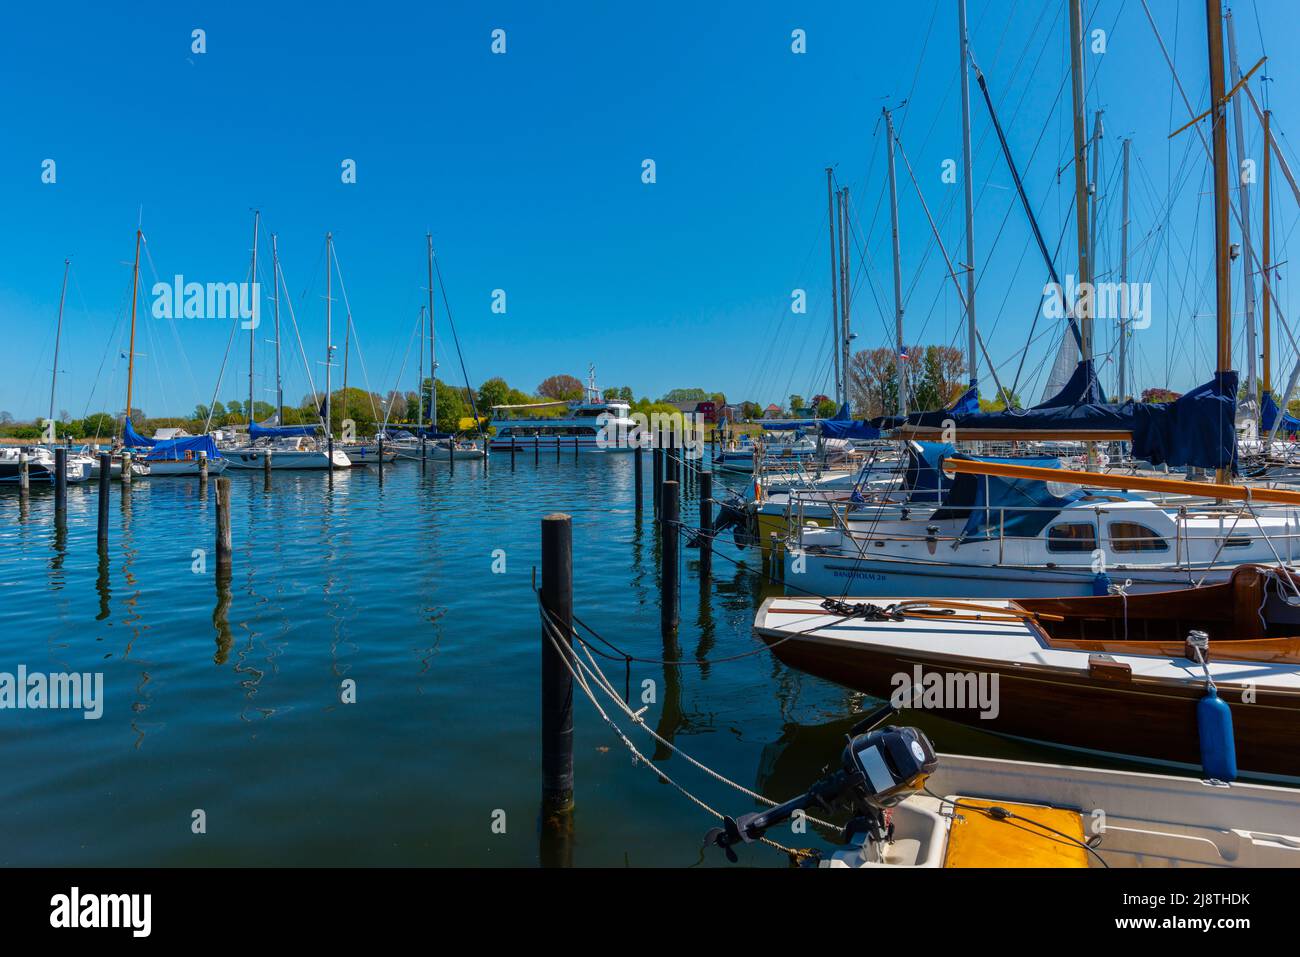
left=1187, top=630, right=1237, bottom=782
left=1091, top=571, right=1113, bottom=596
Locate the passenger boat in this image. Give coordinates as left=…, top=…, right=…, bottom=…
left=754, top=563, right=1300, bottom=782
left=488, top=371, right=636, bottom=453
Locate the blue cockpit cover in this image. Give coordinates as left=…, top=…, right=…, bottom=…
left=1262, top=392, right=1300, bottom=435
left=250, top=420, right=318, bottom=440
left=122, top=417, right=157, bottom=448
left=903, top=441, right=955, bottom=502
left=930, top=453, right=1084, bottom=541
left=144, top=434, right=222, bottom=461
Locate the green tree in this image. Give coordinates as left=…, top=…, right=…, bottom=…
left=788, top=394, right=806, bottom=415
left=661, top=387, right=707, bottom=404
left=478, top=377, right=511, bottom=411
left=80, top=412, right=116, bottom=437
left=815, top=398, right=838, bottom=418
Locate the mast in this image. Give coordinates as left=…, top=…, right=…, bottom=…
left=836, top=189, right=849, bottom=408
left=125, top=228, right=142, bottom=431
left=958, top=0, right=978, bottom=390
left=1119, top=138, right=1131, bottom=403
left=325, top=232, right=333, bottom=436
left=1207, top=0, right=1233, bottom=483
left=427, top=234, right=437, bottom=431
left=272, top=233, right=283, bottom=424
left=1068, top=0, right=1092, bottom=359
left=1263, top=108, right=1273, bottom=404
left=50, top=258, right=70, bottom=427
left=825, top=168, right=841, bottom=406
left=416, top=304, right=425, bottom=429
left=1226, top=7, right=1259, bottom=404
left=840, top=186, right=852, bottom=408
left=884, top=106, right=907, bottom=416
left=1087, top=110, right=1104, bottom=294
left=248, top=210, right=259, bottom=426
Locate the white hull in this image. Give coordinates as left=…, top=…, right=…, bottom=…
left=223, top=448, right=349, bottom=470
left=784, top=553, right=1245, bottom=598
left=144, top=458, right=230, bottom=476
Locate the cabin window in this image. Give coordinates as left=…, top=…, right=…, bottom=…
left=1108, top=521, right=1169, bottom=552
left=1222, top=535, right=1252, bottom=548
left=1046, top=522, right=1096, bottom=552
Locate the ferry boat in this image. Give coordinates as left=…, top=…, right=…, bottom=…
left=488, top=370, right=637, bottom=453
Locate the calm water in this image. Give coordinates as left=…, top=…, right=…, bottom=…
left=0, top=453, right=1143, bottom=867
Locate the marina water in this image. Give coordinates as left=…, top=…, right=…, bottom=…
left=0, top=455, right=1147, bottom=866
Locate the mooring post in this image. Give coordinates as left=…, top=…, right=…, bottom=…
left=541, top=512, right=575, bottom=818
left=97, top=452, right=111, bottom=546
left=652, top=426, right=662, bottom=516
left=699, top=470, right=713, bottom=581
left=328, top=435, right=335, bottom=485
left=378, top=435, right=385, bottom=483
left=54, top=447, right=68, bottom=514
left=661, top=480, right=680, bottom=638
left=121, top=451, right=132, bottom=486
left=633, top=441, right=643, bottom=513
left=449, top=438, right=456, bottom=475
left=574, top=435, right=579, bottom=462
left=215, top=477, right=232, bottom=570
left=510, top=435, right=516, bottom=472
left=199, top=450, right=208, bottom=483
left=534, top=435, right=540, bottom=466
left=18, top=452, right=29, bottom=493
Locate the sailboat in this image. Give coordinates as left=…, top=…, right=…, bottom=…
left=113, top=227, right=228, bottom=476
left=224, top=224, right=348, bottom=470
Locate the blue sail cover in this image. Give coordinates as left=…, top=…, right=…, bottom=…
left=899, top=363, right=1237, bottom=471
left=144, top=434, right=222, bottom=461
left=903, top=441, right=955, bottom=502
left=1261, top=392, right=1300, bottom=435
left=930, top=453, right=1083, bottom=542
left=761, top=402, right=851, bottom=432
left=122, top=417, right=157, bottom=448
left=947, top=386, right=980, bottom=415
left=250, top=420, right=318, bottom=440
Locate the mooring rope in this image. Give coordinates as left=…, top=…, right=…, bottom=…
left=538, top=598, right=843, bottom=837
left=539, top=610, right=824, bottom=862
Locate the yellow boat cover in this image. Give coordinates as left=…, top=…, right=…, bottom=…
left=942, top=798, right=1089, bottom=868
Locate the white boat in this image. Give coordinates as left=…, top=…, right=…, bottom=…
left=488, top=370, right=637, bottom=453
left=708, top=712, right=1300, bottom=869
left=830, top=752, right=1300, bottom=868
left=224, top=436, right=349, bottom=470
left=0, top=446, right=90, bottom=484
left=783, top=452, right=1300, bottom=598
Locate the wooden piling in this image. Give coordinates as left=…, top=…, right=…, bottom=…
left=54, top=448, right=67, bottom=513
left=121, top=451, right=132, bottom=486
left=511, top=435, right=516, bottom=472
left=97, top=453, right=111, bottom=545
left=652, top=428, right=662, bottom=516
left=574, top=435, right=579, bottom=461
left=18, top=452, right=28, bottom=492
left=215, top=477, right=232, bottom=570
left=540, top=512, right=575, bottom=817
left=661, top=480, right=680, bottom=638
left=199, top=450, right=209, bottom=483
left=378, top=436, right=385, bottom=483
left=534, top=435, right=540, bottom=465
left=449, top=438, right=456, bottom=475
left=699, top=470, right=713, bottom=580
left=633, top=442, right=643, bottom=513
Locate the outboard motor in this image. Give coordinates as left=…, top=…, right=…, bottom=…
left=704, top=705, right=938, bottom=862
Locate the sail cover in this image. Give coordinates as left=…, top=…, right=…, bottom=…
left=144, top=434, right=222, bottom=461
left=250, top=420, right=318, bottom=440
left=1262, top=392, right=1300, bottom=435
left=902, top=441, right=955, bottom=502
left=931, top=453, right=1083, bottom=542
left=898, top=364, right=1237, bottom=471
left=122, top=417, right=157, bottom=448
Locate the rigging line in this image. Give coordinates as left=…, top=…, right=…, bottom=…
left=276, top=247, right=329, bottom=431
left=327, top=240, right=381, bottom=425
left=430, top=248, right=484, bottom=434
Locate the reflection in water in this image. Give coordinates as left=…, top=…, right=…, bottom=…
left=213, top=566, right=233, bottom=665
left=95, top=543, right=111, bottom=621
left=49, top=514, right=67, bottom=582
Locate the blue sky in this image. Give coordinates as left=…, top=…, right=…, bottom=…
left=2, top=0, right=1298, bottom=421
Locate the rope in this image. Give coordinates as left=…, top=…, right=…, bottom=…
left=539, top=608, right=824, bottom=861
